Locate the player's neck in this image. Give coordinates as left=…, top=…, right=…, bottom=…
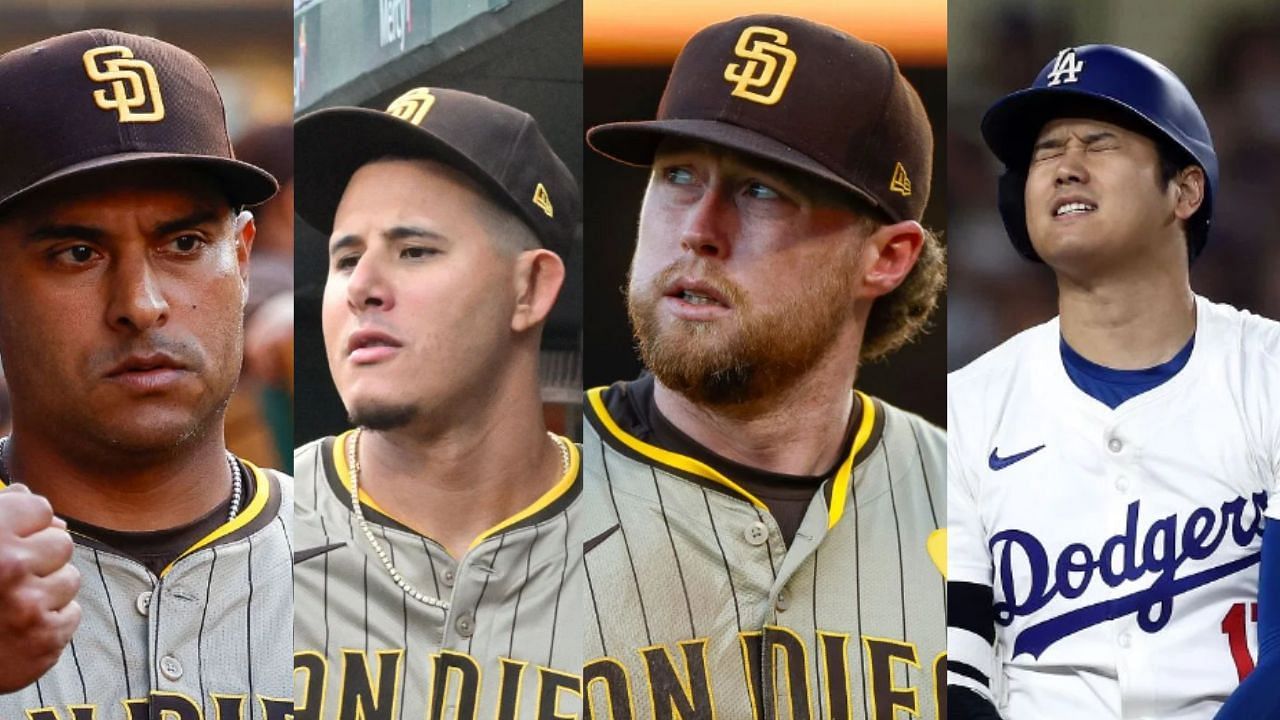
left=2, top=426, right=236, bottom=531
left=356, top=364, right=563, bottom=560
left=653, top=350, right=858, bottom=477
left=1057, top=271, right=1196, bottom=369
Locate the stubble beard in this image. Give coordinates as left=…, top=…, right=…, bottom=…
left=626, top=245, right=860, bottom=408
left=347, top=402, right=419, bottom=432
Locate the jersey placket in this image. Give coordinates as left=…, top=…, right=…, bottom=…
left=759, top=492, right=833, bottom=720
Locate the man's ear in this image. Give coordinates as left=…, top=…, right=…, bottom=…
left=858, top=220, right=924, bottom=300
left=511, top=248, right=565, bottom=332
left=235, top=210, right=256, bottom=305
left=1172, top=165, right=1205, bottom=221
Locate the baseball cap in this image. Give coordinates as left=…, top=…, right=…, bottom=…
left=0, top=29, right=278, bottom=215
left=587, top=14, right=934, bottom=223
left=294, top=88, right=579, bottom=257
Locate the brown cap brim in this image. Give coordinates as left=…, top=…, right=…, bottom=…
left=296, top=107, right=533, bottom=237
left=0, top=153, right=277, bottom=214
left=587, top=118, right=888, bottom=219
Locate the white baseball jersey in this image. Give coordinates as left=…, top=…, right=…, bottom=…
left=0, top=463, right=295, bottom=720
left=583, top=385, right=947, bottom=720
left=948, top=295, right=1280, bottom=719
left=293, top=432, right=583, bottom=720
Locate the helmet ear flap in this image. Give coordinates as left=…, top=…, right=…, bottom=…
left=997, top=169, right=1043, bottom=262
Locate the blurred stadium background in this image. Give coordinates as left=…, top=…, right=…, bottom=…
left=583, top=0, right=948, bottom=426
left=948, top=0, right=1280, bottom=371
left=0, top=0, right=295, bottom=469
left=291, top=0, right=583, bottom=444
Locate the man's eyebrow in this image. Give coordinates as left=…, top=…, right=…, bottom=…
left=329, top=226, right=446, bottom=256
left=383, top=225, right=444, bottom=242
left=24, top=208, right=227, bottom=245
left=153, top=208, right=227, bottom=237
left=1032, top=136, right=1068, bottom=153
left=25, top=224, right=105, bottom=244
left=329, top=234, right=361, bottom=256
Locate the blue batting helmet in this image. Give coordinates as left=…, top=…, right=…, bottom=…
left=981, top=45, right=1217, bottom=262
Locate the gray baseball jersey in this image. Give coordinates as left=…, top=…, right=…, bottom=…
left=582, top=386, right=947, bottom=720
left=293, top=432, right=583, bottom=720
left=0, top=462, right=295, bottom=720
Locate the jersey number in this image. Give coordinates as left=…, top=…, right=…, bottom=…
left=1220, top=602, right=1259, bottom=681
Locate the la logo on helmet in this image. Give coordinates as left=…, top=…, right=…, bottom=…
left=1047, top=48, right=1085, bottom=86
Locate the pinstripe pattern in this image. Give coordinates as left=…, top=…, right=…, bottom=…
left=293, top=435, right=583, bottom=720
left=583, top=392, right=946, bottom=719
left=0, top=467, right=295, bottom=719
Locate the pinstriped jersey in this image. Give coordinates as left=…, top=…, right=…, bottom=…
left=582, top=386, right=947, bottom=720
left=292, top=431, right=583, bottom=720
left=0, top=463, right=295, bottom=720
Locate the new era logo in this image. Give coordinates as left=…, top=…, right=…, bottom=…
left=385, top=87, right=436, bottom=125
left=532, top=182, right=554, bottom=218
left=723, top=26, right=797, bottom=106
left=890, top=162, right=912, bottom=196
left=83, top=46, right=165, bottom=123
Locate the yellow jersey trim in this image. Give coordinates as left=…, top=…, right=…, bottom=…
left=469, top=437, right=580, bottom=550
left=332, top=429, right=396, bottom=517
left=826, top=391, right=876, bottom=529
left=586, top=386, right=876, bottom=528
left=332, top=429, right=581, bottom=551
left=160, top=459, right=273, bottom=577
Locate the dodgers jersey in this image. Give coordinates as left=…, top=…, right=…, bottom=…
left=582, top=386, right=947, bottom=720
left=292, top=432, right=583, bottom=720
left=948, top=296, right=1280, bottom=719
left=0, top=463, right=295, bottom=720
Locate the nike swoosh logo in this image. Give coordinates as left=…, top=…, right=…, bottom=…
left=584, top=524, right=620, bottom=554
left=294, top=542, right=346, bottom=564
left=988, top=445, right=1045, bottom=470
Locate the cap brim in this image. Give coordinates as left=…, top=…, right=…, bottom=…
left=586, top=119, right=890, bottom=219
left=294, top=107, right=524, bottom=236
left=0, top=153, right=278, bottom=215
left=981, top=88, right=1161, bottom=169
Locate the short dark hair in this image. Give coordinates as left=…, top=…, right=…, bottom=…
left=1153, top=140, right=1207, bottom=261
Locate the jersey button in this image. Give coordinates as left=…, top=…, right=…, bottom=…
left=455, top=613, right=474, bottom=637
left=775, top=590, right=790, bottom=612
left=135, top=591, right=152, bottom=616
left=442, top=569, right=456, bottom=587
left=1115, top=476, right=1129, bottom=492
left=1107, top=437, right=1123, bottom=453
left=159, top=655, right=183, bottom=681
left=1117, top=632, right=1131, bottom=649
left=745, top=522, right=769, bottom=546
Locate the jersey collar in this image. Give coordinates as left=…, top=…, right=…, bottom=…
left=585, top=386, right=884, bottom=529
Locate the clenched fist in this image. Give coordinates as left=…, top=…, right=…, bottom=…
left=0, top=484, right=81, bottom=693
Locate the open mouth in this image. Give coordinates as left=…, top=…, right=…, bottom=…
left=674, top=289, right=724, bottom=306
left=1054, top=201, right=1097, bottom=218
left=665, top=278, right=731, bottom=309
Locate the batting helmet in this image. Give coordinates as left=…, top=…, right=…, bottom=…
left=981, top=44, right=1217, bottom=262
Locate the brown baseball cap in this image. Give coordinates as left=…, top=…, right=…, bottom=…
left=0, top=29, right=278, bottom=214
left=587, top=14, right=933, bottom=223
left=294, top=87, right=579, bottom=257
